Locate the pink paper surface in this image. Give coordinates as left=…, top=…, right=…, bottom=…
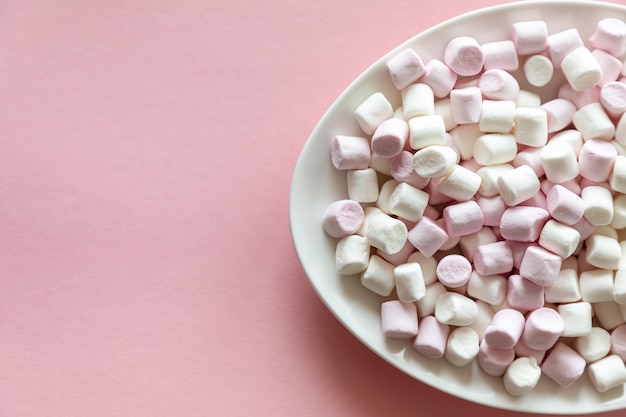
left=0, top=0, right=623, bottom=416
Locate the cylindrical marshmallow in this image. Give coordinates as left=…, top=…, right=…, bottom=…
left=412, top=315, right=450, bottom=359
left=323, top=199, right=365, bottom=238
left=437, top=164, right=481, bottom=201
left=421, top=59, right=458, bottom=98
left=544, top=269, right=582, bottom=304
left=445, top=326, right=480, bottom=367
left=478, top=339, right=515, bottom=377
left=558, top=302, right=593, bottom=337
left=473, top=133, right=517, bottom=166
left=541, top=342, right=586, bottom=388
left=593, top=49, right=622, bottom=85
left=616, top=266, right=626, bottom=305
left=538, top=219, right=581, bottom=258
left=381, top=300, right=419, bottom=339
left=402, top=83, right=435, bottom=119
left=484, top=308, right=525, bottom=349
left=578, top=139, right=618, bottom=183
left=482, top=40, right=519, bottom=71
left=539, top=98, right=576, bottom=133
left=524, top=54, right=553, bottom=87
left=466, top=271, right=507, bottom=305
left=600, top=81, right=626, bottom=119
left=387, top=48, right=427, bottom=90
left=497, top=164, right=541, bottom=206
left=590, top=18, right=626, bottom=57
left=514, top=107, right=548, bottom=147
left=513, top=147, right=545, bottom=177
left=406, top=251, right=437, bottom=285
left=519, top=245, right=562, bottom=287
left=408, top=114, right=446, bottom=150
left=360, top=254, right=395, bottom=296
left=347, top=168, right=379, bottom=203
left=516, top=90, right=542, bottom=107
left=371, top=118, right=409, bottom=158
left=521, top=308, right=564, bottom=351
left=540, top=142, right=580, bottom=183
left=503, top=357, right=542, bottom=396
left=547, top=28, right=584, bottom=68
left=561, top=46, right=603, bottom=91
left=450, top=87, right=482, bottom=124
left=412, top=145, right=457, bottom=178
left=365, top=212, right=408, bottom=254
left=391, top=151, right=430, bottom=189
left=473, top=241, right=513, bottom=276
left=449, top=123, right=482, bottom=160
left=582, top=186, right=614, bottom=227
left=388, top=182, right=429, bottom=222
left=477, top=196, right=506, bottom=226
left=434, top=292, right=478, bottom=326
left=588, top=354, right=626, bottom=393
left=500, top=206, right=550, bottom=242
left=476, top=164, right=514, bottom=197
left=479, top=69, right=520, bottom=101
left=585, top=234, right=621, bottom=270
left=546, top=184, right=585, bottom=226
left=548, top=129, right=583, bottom=156
left=436, top=254, right=472, bottom=288
left=507, top=274, right=544, bottom=311
left=458, top=227, right=497, bottom=260
left=512, top=21, right=548, bottom=55
left=444, top=36, right=484, bottom=76
left=415, top=282, right=446, bottom=317
left=354, top=92, right=393, bottom=135
left=335, top=234, right=370, bottom=275
left=370, top=152, right=393, bottom=176
left=479, top=99, right=515, bottom=133
left=442, top=200, right=484, bottom=237
left=394, top=262, right=426, bottom=303
left=610, top=155, right=626, bottom=193
left=331, top=135, right=371, bottom=170
left=611, top=324, right=626, bottom=361
left=407, top=216, right=448, bottom=257
left=573, top=102, right=616, bottom=141
left=573, top=326, right=611, bottom=363
left=593, top=301, right=626, bottom=330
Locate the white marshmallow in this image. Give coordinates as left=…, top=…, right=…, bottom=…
left=479, top=100, right=515, bottom=133
left=540, top=142, right=579, bottom=183
left=573, top=102, right=616, bottom=141
left=408, top=115, right=447, bottom=150
left=580, top=269, right=615, bottom=303
left=434, top=98, right=458, bottom=131
left=347, top=168, right=379, bottom=203
left=547, top=28, right=584, bottom=68
left=469, top=300, right=495, bottom=340
left=366, top=212, right=408, bottom=254
left=615, top=266, right=626, bottom=305
left=407, top=251, right=437, bottom=285
left=412, top=145, right=457, bottom=178
left=437, top=164, right=482, bottom=201
left=538, top=219, right=581, bottom=258
left=434, top=292, right=478, bottom=326
left=402, top=83, right=435, bottom=119
left=561, top=46, right=603, bottom=91
left=582, top=186, right=614, bottom=227
left=548, top=129, right=583, bottom=157
left=416, top=282, right=447, bottom=317
left=588, top=354, right=626, bottom=393
left=388, top=182, right=429, bottom=222
left=376, top=179, right=399, bottom=214
left=524, top=54, right=554, bottom=87
left=335, top=235, right=370, bottom=275
left=356, top=206, right=383, bottom=237
left=516, top=90, right=542, bottom=108
left=449, top=123, right=482, bottom=160
left=497, top=165, right=541, bottom=206
left=394, top=262, right=426, bottom=303
left=354, top=92, right=393, bottom=135
left=360, top=255, right=396, bottom=296
left=445, top=326, right=480, bottom=367
left=610, top=155, right=626, bottom=194
left=514, top=107, right=548, bottom=147
left=574, top=327, right=612, bottom=363
left=369, top=152, right=392, bottom=176
left=544, top=269, right=581, bottom=303
left=458, top=227, right=497, bottom=261
left=473, top=133, right=517, bottom=166
left=503, top=357, right=542, bottom=396
left=594, top=301, right=626, bottom=330
left=585, top=234, right=621, bottom=270
left=616, top=113, right=626, bottom=146
left=558, top=301, right=593, bottom=337
left=467, top=271, right=507, bottom=306
left=476, top=164, right=514, bottom=197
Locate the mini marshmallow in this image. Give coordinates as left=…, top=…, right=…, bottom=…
left=449, top=123, right=482, bottom=160
left=544, top=269, right=582, bottom=303
left=615, top=266, right=626, bottom=305
left=548, top=128, right=583, bottom=156
left=484, top=308, right=526, bottom=349
left=473, top=241, right=513, bottom=276
left=469, top=300, right=495, bottom=340
left=434, top=98, right=458, bottom=131
left=500, top=206, right=550, bottom=242
left=436, top=254, right=472, bottom=288
left=381, top=300, right=419, bottom=338
left=497, top=165, right=541, bottom=206
left=388, top=182, right=429, bottom=222
left=424, top=177, right=453, bottom=205
left=524, top=54, right=554, bottom=87
left=546, top=184, right=585, bottom=226
left=370, top=152, right=392, bottom=176
left=479, top=100, right=516, bottom=133
left=443, top=200, right=484, bottom=237
left=366, top=212, right=408, bottom=255
left=516, top=90, right=542, bottom=108
left=541, top=342, right=586, bottom=388
left=437, top=164, right=482, bottom=201
left=522, top=308, right=564, bottom=351
left=478, top=339, right=515, bottom=377
left=445, top=326, right=480, bottom=367
left=558, top=301, right=593, bottom=337
left=408, top=216, right=448, bottom=257
left=371, top=118, right=409, bottom=158
left=519, top=191, right=548, bottom=211
left=403, top=83, right=435, bottom=119
left=450, top=87, right=482, bottom=124
left=519, top=245, right=562, bottom=287
left=444, top=36, right=485, bottom=76
left=507, top=274, right=544, bottom=311
left=593, top=49, right=622, bottom=85
left=467, top=271, right=507, bottom=305
left=561, top=46, right=603, bottom=91
left=390, top=151, right=430, bottom=189
left=503, top=357, right=542, bottom=396
left=331, top=135, right=371, bottom=170
left=360, top=254, right=396, bottom=296
left=513, top=147, right=545, bottom=177
left=376, top=179, right=399, bottom=214
left=435, top=292, right=478, bottom=326
left=413, top=315, right=450, bottom=359
left=476, top=164, right=514, bottom=197
left=590, top=18, right=626, bottom=56
left=473, top=133, right=517, bottom=166
left=356, top=206, right=383, bottom=237
left=539, top=98, right=576, bottom=133
left=514, top=107, right=548, bottom=147
left=416, top=282, right=447, bottom=317
left=354, top=92, right=393, bottom=135
left=477, top=196, right=506, bottom=227
left=611, top=324, right=626, bottom=361
left=582, top=186, right=614, bottom=227
left=377, top=240, right=414, bottom=266
left=387, top=48, right=427, bottom=90
left=538, top=219, right=581, bottom=258
left=588, top=354, right=626, bottom=393
left=421, top=59, right=458, bottom=98
left=412, top=145, right=457, bottom=178
left=573, top=102, right=616, bottom=141
left=610, top=155, right=626, bottom=193
left=573, top=327, right=612, bottom=363
left=459, top=227, right=498, bottom=260
left=335, top=234, right=370, bottom=275
left=578, top=139, right=618, bottom=183
left=479, top=69, right=520, bottom=101
left=585, top=234, right=621, bottom=270
left=347, top=168, right=379, bottom=203
left=394, top=262, right=426, bottom=302
left=593, top=301, right=626, bottom=330
left=408, top=115, right=446, bottom=149
left=482, top=40, right=519, bottom=71
left=601, top=81, right=626, bottom=119
left=547, top=28, right=584, bottom=68
left=512, top=21, right=548, bottom=55
left=323, top=199, right=365, bottom=238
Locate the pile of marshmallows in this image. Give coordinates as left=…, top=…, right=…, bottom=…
left=323, top=18, right=626, bottom=396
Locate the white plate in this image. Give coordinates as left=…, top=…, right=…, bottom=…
left=290, top=1, right=626, bottom=414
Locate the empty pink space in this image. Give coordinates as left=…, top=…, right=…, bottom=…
left=0, top=0, right=622, bottom=416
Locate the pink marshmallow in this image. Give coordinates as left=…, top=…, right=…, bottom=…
left=508, top=241, right=535, bottom=270
left=481, top=40, right=519, bottom=71
left=513, top=147, right=545, bottom=177
left=546, top=184, right=585, bottom=225
left=541, top=179, right=581, bottom=197
left=507, top=274, right=544, bottom=311
left=541, top=342, right=587, bottom=388
left=590, top=18, right=626, bottom=57
left=521, top=307, right=564, bottom=351
left=386, top=48, right=427, bottom=90
left=407, top=216, right=448, bottom=257
left=322, top=199, right=365, bottom=238
left=423, top=177, right=453, bottom=205
left=442, top=200, right=484, bottom=237
left=436, top=254, right=472, bottom=288
left=390, top=151, right=430, bottom=189
left=473, top=241, right=513, bottom=276
left=477, top=196, right=506, bottom=227
left=376, top=239, right=415, bottom=266
left=514, top=340, right=546, bottom=365
left=571, top=217, right=598, bottom=241
left=578, top=138, right=618, bottom=183
left=421, top=59, right=458, bottom=98
left=444, top=36, right=485, bottom=77
left=593, top=49, right=622, bottom=86
left=500, top=206, right=550, bottom=242
left=519, top=245, right=562, bottom=287
left=539, top=98, right=577, bottom=133
left=381, top=300, right=419, bottom=338
left=450, top=87, right=482, bottom=124
left=371, top=118, right=409, bottom=158
left=484, top=308, right=526, bottom=349
left=547, top=28, right=584, bottom=68
left=600, top=81, right=626, bottom=119
left=512, top=21, right=548, bottom=55
left=478, top=69, right=520, bottom=101
left=518, top=190, right=548, bottom=211
left=331, top=135, right=371, bottom=170
left=412, top=315, right=450, bottom=359
left=611, top=324, right=626, bottom=361
left=478, top=339, right=515, bottom=376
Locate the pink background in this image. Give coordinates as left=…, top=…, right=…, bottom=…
left=0, top=0, right=623, bottom=416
